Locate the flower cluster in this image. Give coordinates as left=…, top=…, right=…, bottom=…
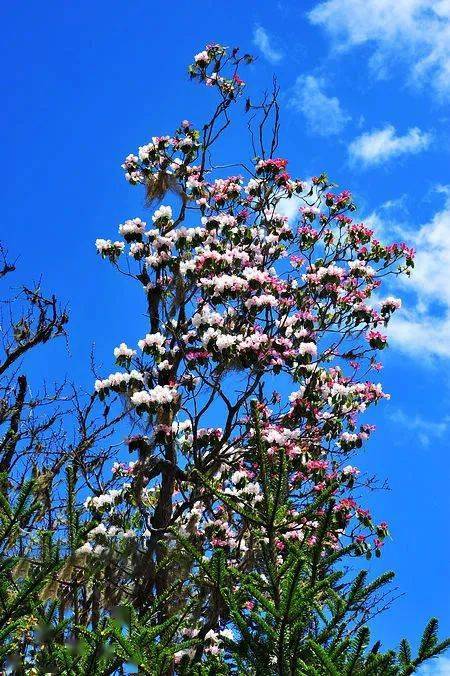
left=131, top=384, right=179, bottom=413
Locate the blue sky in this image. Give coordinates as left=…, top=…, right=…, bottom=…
left=1, top=0, right=449, bottom=664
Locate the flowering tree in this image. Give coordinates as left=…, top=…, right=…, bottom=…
left=5, top=45, right=447, bottom=674
left=82, top=44, right=450, bottom=673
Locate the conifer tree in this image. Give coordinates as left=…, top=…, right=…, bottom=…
left=0, top=249, right=124, bottom=671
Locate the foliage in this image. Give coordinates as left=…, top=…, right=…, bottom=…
left=0, top=45, right=447, bottom=675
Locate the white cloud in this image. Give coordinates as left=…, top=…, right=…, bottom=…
left=278, top=181, right=323, bottom=222
left=389, top=409, right=450, bottom=446
left=278, top=195, right=302, bottom=222
left=418, top=656, right=450, bottom=675
left=370, top=187, right=450, bottom=359
left=253, top=26, right=283, bottom=64
left=349, top=125, right=431, bottom=166
left=309, top=0, right=450, bottom=98
left=289, top=75, right=350, bottom=136
left=387, top=309, right=450, bottom=360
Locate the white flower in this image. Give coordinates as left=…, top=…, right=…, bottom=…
left=194, top=50, right=210, bottom=65
left=231, top=470, right=247, bottom=484
left=138, top=332, right=166, bottom=354
left=138, top=143, right=154, bottom=161
left=76, top=542, right=93, bottom=555
left=348, top=260, right=375, bottom=277
left=215, top=333, right=238, bottom=351
left=381, top=296, right=402, bottom=310
left=94, top=378, right=110, bottom=392
left=244, top=482, right=262, bottom=497
left=173, top=419, right=192, bottom=434
left=130, top=390, right=152, bottom=408
left=95, top=239, right=124, bottom=255
left=84, top=489, right=121, bottom=511
left=180, top=259, right=196, bottom=276
left=101, top=370, right=142, bottom=390
left=289, top=387, right=306, bottom=403
left=342, top=465, right=360, bottom=475
left=95, top=238, right=109, bottom=253
left=152, top=205, right=172, bottom=223
left=131, top=384, right=178, bottom=408
left=245, top=178, right=262, bottom=194
left=340, top=432, right=358, bottom=444
left=178, top=136, right=194, bottom=150
left=113, top=343, right=136, bottom=360
left=88, top=523, right=108, bottom=538
left=298, top=342, right=317, bottom=357
left=122, top=153, right=138, bottom=168
left=129, top=242, right=146, bottom=258
left=245, top=294, right=277, bottom=309
left=192, top=306, right=224, bottom=328
left=242, top=267, right=269, bottom=284
left=118, top=217, right=146, bottom=237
